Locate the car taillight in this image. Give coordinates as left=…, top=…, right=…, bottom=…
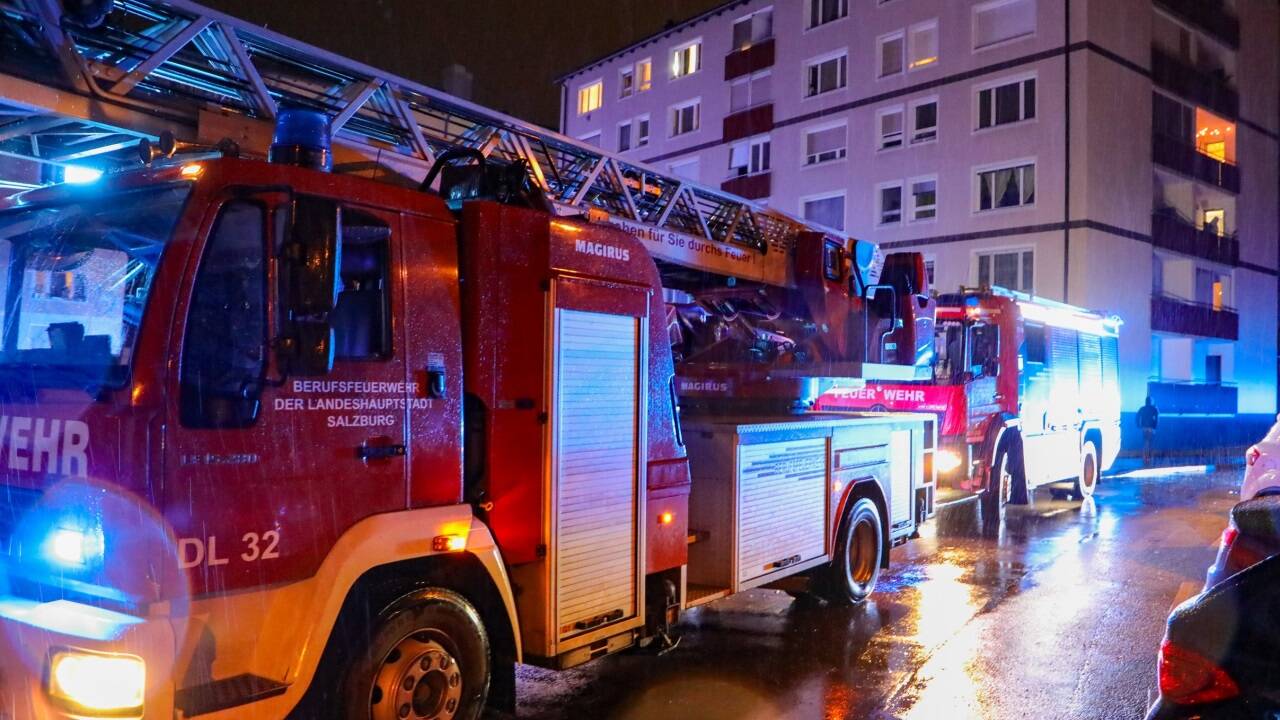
left=1158, top=639, right=1240, bottom=705
left=1221, top=525, right=1239, bottom=549
left=1247, top=446, right=1261, bottom=467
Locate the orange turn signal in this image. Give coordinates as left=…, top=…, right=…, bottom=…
left=432, top=534, right=467, bottom=552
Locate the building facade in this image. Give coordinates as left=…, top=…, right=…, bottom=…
left=559, top=0, right=1280, bottom=448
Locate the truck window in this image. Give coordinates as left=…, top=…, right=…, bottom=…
left=180, top=201, right=267, bottom=428
left=968, top=323, right=999, bottom=379
left=1023, top=322, right=1046, bottom=364
left=330, top=209, right=391, bottom=360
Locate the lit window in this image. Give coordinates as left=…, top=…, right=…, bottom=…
left=911, top=178, right=937, bottom=220
left=878, top=106, right=905, bottom=150
left=670, top=99, right=700, bottom=136
left=977, top=248, right=1034, bottom=292
left=732, top=9, right=774, bottom=51
left=878, top=32, right=905, bottom=77
left=729, top=137, right=771, bottom=177
left=637, top=59, right=653, bottom=92
left=806, top=53, right=847, bottom=97
left=730, top=71, right=772, bottom=112
left=803, top=193, right=846, bottom=231
left=977, top=162, right=1035, bottom=211
left=577, top=80, right=603, bottom=115
left=808, top=0, right=848, bottom=29
left=1195, top=107, right=1236, bottom=164
left=804, top=123, right=847, bottom=165
left=878, top=183, right=903, bottom=225
left=672, top=41, right=702, bottom=78
left=911, top=99, right=938, bottom=143
left=619, top=68, right=634, bottom=99
left=974, top=0, right=1036, bottom=50
left=977, top=77, right=1036, bottom=129
left=1204, top=208, right=1226, bottom=237
left=909, top=20, right=939, bottom=70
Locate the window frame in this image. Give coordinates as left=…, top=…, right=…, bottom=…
left=908, top=19, right=940, bottom=71
left=876, top=181, right=904, bottom=226
left=730, top=69, right=773, bottom=113
left=728, top=135, right=772, bottom=178
left=671, top=39, right=703, bottom=79
left=974, top=246, right=1035, bottom=293
left=636, top=114, right=651, bottom=148
left=331, top=205, right=395, bottom=362
left=617, top=120, right=633, bottom=152
left=669, top=98, right=702, bottom=137
left=732, top=6, right=775, bottom=51
left=619, top=67, right=635, bottom=99
left=576, top=78, right=604, bottom=116
left=800, top=190, right=847, bottom=232
left=974, top=158, right=1037, bottom=213
left=805, top=0, right=849, bottom=30
left=877, top=104, right=906, bottom=151
left=909, top=175, right=938, bottom=222
left=803, top=50, right=848, bottom=98
left=877, top=30, right=906, bottom=79
left=669, top=156, right=701, bottom=182
left=636, top=58, right=654, bottom=92
left=972, top=0, right=1037, bottom=53
left=910, top=96, right=939, bottom=144
left=975, top=73, right=1038, bottom=131
left=802, top=119, right=849, bottom=167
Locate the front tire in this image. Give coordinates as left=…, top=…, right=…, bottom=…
left=981, top=447, right=1014, bottom=534
left=816, top=497, right=883, bottom=605
left=343, top=589, right=490, bottom=720
left=1072, top=441, right=1100, bottom=501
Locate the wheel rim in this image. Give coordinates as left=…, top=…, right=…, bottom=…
left=847, top=516, right=879, bottom=587
left=370, top=633, right=464, bottom=720
left=1081, top=452, right=1097, bottom=495
left=999, top=454, right=1014, bottom=507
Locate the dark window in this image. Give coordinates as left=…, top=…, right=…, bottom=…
left=1024, top=322, right=1046, bottom=364
left=330, top=209, right=392, bottom=360
left=181, top=201, right=267, bottom=428
left=969, top=323, right=1000, bottom=378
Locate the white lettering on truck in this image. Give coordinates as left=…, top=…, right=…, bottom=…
left=0, top=416, right=89, bottom=476
left=574, top=239, right=631, bottom=262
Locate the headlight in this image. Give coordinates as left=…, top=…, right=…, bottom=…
left=48, top=649, right=145, bottom=716
left=935, top=449, right=963, bottom=474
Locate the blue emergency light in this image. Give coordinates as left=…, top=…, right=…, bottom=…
left=269, top=107, right=333, bottom=172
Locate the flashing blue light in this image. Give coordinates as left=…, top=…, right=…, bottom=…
left=63, top=166, right=103, bottom=184
left=44, top=524, right=104, bottom=568
left=269, top=107, right=333, bottom=172
left=965, top=296, right=980, bottom=307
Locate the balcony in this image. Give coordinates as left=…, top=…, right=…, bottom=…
left=1154, top=0, right=1240, bottom=49
left=722, top=103, right=774, bottom=143
left=1151, top=210, right=1239, bottom=265
left=1151, top=292, right=1238, bottom=340
left=1152, top=134, right=1240, bottom=193
left=1147, top=380, right=1238, bottom=415
left=721, top=171, right=771, bottom=200
left=1151, top=47, right=1239, bottom=119
left=724, top=38, right=775, bottom=81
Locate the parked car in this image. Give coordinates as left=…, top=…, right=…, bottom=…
left=1147, top=553, right=1280, bottom=719
left=1241, top=416, right=1280, bottom=500
left=1204, top=496, right=1280, bottom=591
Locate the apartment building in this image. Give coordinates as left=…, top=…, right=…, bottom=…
left=558, top=0, right=1280, bottom=447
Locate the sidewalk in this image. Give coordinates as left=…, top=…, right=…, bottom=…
left=1108, top=447, right=1246, bottom=476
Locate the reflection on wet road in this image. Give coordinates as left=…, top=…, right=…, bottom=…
left=507, top=468, right=1238, bottom=720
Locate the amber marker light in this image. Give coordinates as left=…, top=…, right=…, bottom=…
left=180, top=163, right=204, bottom=178
left=659, top=512, right=675, bottom=526
left=432, top=534, right=467, bottom=552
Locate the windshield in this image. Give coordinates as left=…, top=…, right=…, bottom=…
left=0, top=186, right=190, bottom=390
left=934, top=320, right=965, bottom=384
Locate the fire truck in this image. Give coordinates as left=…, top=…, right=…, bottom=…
left=0, top=2, right=936, bottom=718
left=818, top=287, right=1122, bottom=525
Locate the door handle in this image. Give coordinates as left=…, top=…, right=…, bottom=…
left=357, top=443, right=406, bottom=461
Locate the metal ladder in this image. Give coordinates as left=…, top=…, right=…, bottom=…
left=0, top=0, right=842, bottom=286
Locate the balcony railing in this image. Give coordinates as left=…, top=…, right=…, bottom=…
left=1147, top=380, right=1238, bottom=415
left=1154, top=0, right=1240, bottom=49
left=1151, top=210, right=1239, bottom=265
left=723, top=103, right=774, bottom=143
left=1152, top=133, right=1240, bottom=193
left=721, top=171, right=771, bottom=200
left=725, top=38, right=776, bottom=81
left=1151, top=292, right=1239, bottom=340
left=1150, top=47, right=1239, bottom=119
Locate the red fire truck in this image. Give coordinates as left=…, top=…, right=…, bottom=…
left=0, top=4, right=936, bottom=716
left=819, top=288, right=1122, bottom=525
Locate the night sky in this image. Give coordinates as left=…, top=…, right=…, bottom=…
left=203, top=0, right=727, bottom=128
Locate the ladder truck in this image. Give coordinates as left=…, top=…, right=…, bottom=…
left=818, top=286, right=1122, bottom=527
left=0, top=2, right=936, bottom=718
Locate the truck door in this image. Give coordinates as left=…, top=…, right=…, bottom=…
left=164, top=196, right=409, bottom=596
left=1018, top=322, right=1052, bottom=487
left=1041, top=326, right=1082, bottom=482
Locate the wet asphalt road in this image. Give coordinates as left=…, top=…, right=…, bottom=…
left=505, top=465, right=1240, bottom=720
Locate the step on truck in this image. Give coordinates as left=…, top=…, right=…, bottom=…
left=0, top=35, right=935, bottom=720
left=818, top=287, right=1122, bottom=526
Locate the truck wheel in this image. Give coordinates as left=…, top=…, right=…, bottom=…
left=1072, top=442, right=1100, bottom=501
left=817, top=497, right=883, bottom=605
left=981, top=447, right=1014, bottom=535
left=344, top=589, right=490, bottom=720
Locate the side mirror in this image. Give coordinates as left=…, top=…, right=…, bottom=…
left=282, top=196, right=341, bottom=317
left=278, top=320, right=335, bottom=377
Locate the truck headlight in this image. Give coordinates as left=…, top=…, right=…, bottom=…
left=48, top=649, right=145, bottom=716
left=935, top=450, right=963, bottom=474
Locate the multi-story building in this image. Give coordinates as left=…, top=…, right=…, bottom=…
left=558, top=0, right=1280, bottom=448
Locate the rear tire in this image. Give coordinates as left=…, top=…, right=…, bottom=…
left=343, top=589, right=490, bottom=720
left=816, top=497, right=883, bottom=605
left=981, top=447, right=1014, bottom=535
left=1072, top=441, right=1100, bottom=501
